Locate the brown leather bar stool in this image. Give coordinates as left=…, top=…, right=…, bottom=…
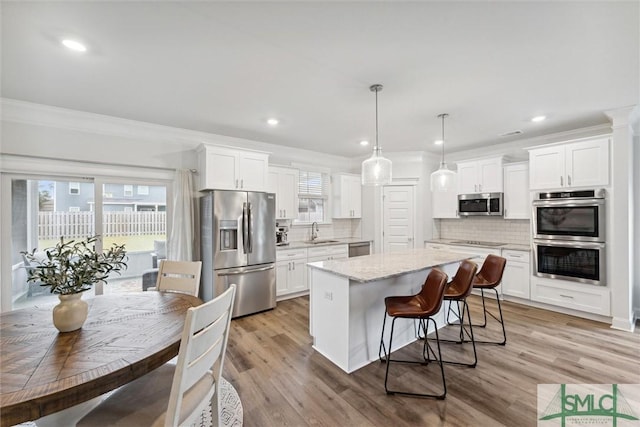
left=471, top=254, right=508, bottom=345
left=440, top=259, right=478, bottom=367
left=378, top=268, right=449, bottom=399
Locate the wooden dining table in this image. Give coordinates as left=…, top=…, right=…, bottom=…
left=0, top=291, right=201, bottom=427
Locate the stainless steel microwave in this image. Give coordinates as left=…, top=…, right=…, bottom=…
left=458, top=193, right=503, bottom=216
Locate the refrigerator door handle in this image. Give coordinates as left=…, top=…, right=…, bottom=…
left=247, top=202, right=253, bottom=253
left=218, top=264, right=275, bottom=276
left=242, top=202, right=249, bottom=254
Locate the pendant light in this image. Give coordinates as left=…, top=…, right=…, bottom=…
left=430, top=113, right=456, bottom=192
left=361, top=84, right=392, bottom=186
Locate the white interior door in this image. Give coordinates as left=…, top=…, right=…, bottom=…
left=383, top=186, right=415, bottom=253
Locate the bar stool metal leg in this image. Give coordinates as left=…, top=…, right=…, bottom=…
left=383, top=317, right=446, bottom=399
left=471, top=288, right=506, bottom=345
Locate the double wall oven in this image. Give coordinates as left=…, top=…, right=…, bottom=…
left=532, top=189, right=606, bottom=286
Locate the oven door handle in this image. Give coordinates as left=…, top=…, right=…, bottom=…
left=533, top=239, right=605, bottom=249
left=532, top=199, right=605, bottom=208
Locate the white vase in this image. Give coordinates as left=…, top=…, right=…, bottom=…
left=53, top=293, right=89, bottom=332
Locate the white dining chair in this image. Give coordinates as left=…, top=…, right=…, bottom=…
left=78, top=284, right=237, bottom=427
left=148, top=260, right=202, bottom=297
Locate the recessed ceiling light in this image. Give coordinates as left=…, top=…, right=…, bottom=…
left=359, top=140, right=369, bottom=146
left=61, top=39, right=87, bottom=52
left=531, top=115, right=546, bottom=122
left=267, top=118, right=279, bottom=126
left=434, top=140, right=444, bottom=145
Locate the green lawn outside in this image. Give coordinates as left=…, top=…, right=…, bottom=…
left=38, top=234, right=166, bottom=253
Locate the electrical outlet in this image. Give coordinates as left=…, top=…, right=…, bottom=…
left=324, top=291, right=333, bottom=301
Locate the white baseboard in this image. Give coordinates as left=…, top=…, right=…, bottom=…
left=611, top=316, right=636, bottom=332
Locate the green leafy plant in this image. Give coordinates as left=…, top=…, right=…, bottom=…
left=22, top=235, right=128, bottom=295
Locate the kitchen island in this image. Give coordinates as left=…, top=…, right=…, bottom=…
left=307, top=248, right=475, bottom=373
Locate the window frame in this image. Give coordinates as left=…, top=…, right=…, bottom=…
left=293, top=166, right=332, bottom=225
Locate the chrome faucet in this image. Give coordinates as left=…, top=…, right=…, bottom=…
left=311, top=222, right=319, bottom=241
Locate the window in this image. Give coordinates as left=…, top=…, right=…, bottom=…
left=137, top=185, right=149, bottom=195
left=69, top=182, right=80, bottom=195
left=297, top=170, right=330, bottom=223
left=123, top=185, right=133, bottom=197
left=68, top=206, right=80, bottom=212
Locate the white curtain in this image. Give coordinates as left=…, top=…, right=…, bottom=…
left=168, top=169, right=195, bottom=261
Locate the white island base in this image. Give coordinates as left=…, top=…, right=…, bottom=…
left=308, top=250, right=471, bottom=374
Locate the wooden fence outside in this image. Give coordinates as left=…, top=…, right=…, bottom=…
left=39, top=211, right=167, bottom=239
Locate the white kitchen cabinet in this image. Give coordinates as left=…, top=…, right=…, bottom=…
left=503, top=162, right=530, bottom=219
left=268, top=166, right=299, bottom=220
left=530, top=277, right=610, bottom=316
left=528, top=137, right=609, bottom=190
left=456, top=157, right=504, bottom=194
left=332, top=174, right=362, bottom=218
left=197, top=144, right=269, bottom=192
left=276, top=248, right=308, bottom=297
left=501, top=249, right=530, bottom=299
left=432, top=173, right=458, bottom=218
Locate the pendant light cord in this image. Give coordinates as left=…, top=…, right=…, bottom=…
left=438, top=113, right=449, bottom=165
left=441, top=114, right=445, bottom=163
left=375, top=88, right=379, bottom=151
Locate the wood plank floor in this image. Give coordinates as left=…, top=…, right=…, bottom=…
left=223, top=295, right=640, bottom=427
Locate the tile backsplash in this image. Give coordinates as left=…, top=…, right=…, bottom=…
left=435, top=217, right=530, bottom=245
left=281, top=219, right=360, bottom=242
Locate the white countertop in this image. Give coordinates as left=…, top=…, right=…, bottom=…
left=307, top=248, right=473, bottom=283
left=277, top=237, right=372, bottom=250
left=425, top=238, right=531, bottom=252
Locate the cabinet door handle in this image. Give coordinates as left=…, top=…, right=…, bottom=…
left=559, top=294, right=574, bottom=299
left=560, top=176, right=563, bottom=187
left=241, top=179, right=244, bottom=188
left=284, top=209, right=286, bottom=217
left=479, top=184, right=482, bottom=192
left=235, top=179, right=239, bottom=188
left=567, top=175, right=571, bottom=186
left=504, top=209, right=507, bottom=217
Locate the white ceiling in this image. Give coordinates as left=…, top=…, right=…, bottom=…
left=1, top=1, right=638, bottom=158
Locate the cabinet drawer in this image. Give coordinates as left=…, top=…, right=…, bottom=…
left=329, top=244, right=348, bottom=256
left=276, top=249, right=307, bottom=261
left=531, top=279, right=610, bottom=316
left=502, top=250, right=530, bottom=263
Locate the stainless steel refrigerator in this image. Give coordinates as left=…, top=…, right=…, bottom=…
left=200, top=190, right=276, bottom=318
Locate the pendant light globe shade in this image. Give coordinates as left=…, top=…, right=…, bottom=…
left=362, top=147, right=392, bottom=186
left=430, top=163, right=456, bottom=191
left=361, top=84, right=392, bottom=186
left=430, top=113, right=456, bottom=192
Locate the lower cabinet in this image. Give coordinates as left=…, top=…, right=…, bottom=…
left=276, top=249, right=307, bottom=297
left=276, top=244, right=349, bottom=299
left=530, top=277, right=610, bottom=316
left=501, top=250, right=530, bottom=299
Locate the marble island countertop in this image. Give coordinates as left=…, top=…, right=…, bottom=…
left=277, top=237, right=372, bottom=250
left=425, top=238, right=531, bottom=252
left=307, top=248, right=474, bottom=283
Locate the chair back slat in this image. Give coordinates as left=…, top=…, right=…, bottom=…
left=164, top=284, right=236, bottom=427
left=156, top=260, right=202, bottom=297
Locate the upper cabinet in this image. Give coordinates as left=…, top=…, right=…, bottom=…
left=332, top=173, right=362, bottom=218
left=268, top=166, right=299, bottom=220
left=432, top=172, right=458, bottom=218
left=503, top=162, right=529, bottom=219
left=197, top=145, right=269, bottom=192
left=528, top=137, right=609, bottom=191
left=457, top=156, right=504, bottom=194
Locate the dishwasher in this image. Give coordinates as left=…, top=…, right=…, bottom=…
left=348, top=242, right=371, bottom=257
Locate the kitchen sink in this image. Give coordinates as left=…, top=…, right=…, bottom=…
left=305, top=239, right=340, bottom=244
